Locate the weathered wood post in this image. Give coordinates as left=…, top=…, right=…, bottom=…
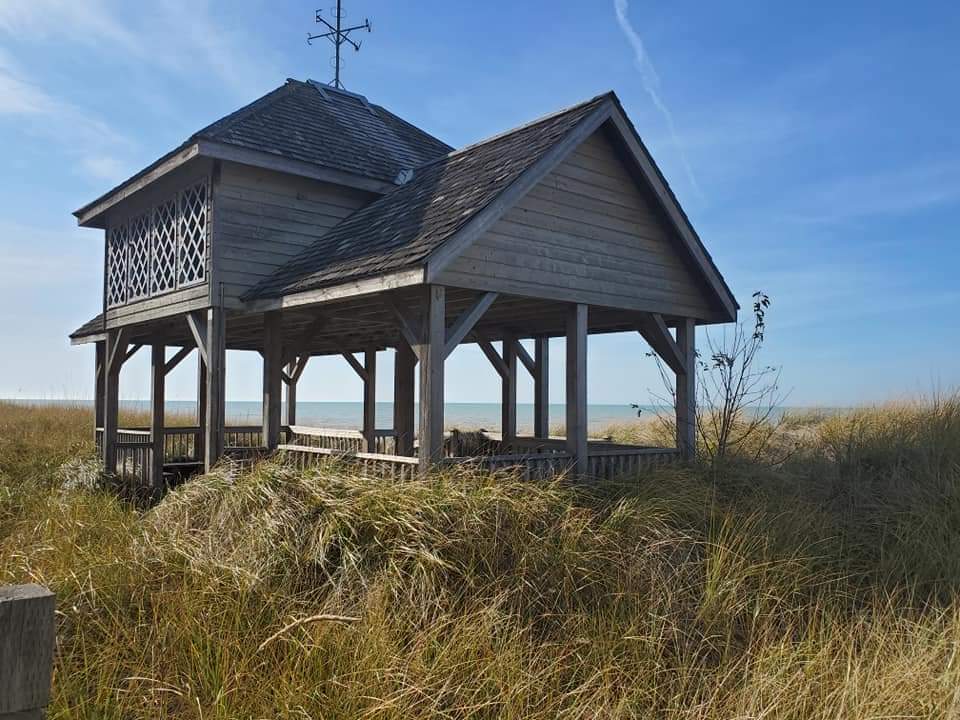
left=102, top=328, right=126, bottom=475
left=0, top=584, right=55, bottom=720
left=363, top=347, right=377, bottom=453
left=393, top=344, right=416, bottom=456
left=93, top=341, right=105, bottom=432
left=565, top=304, right=588, bottom=477
left=675, top=318, right=697, bottom=460
left=533, top=336, right=549, bottom=439
left=418, top=285, right=445, bottom=470
left=284, top=362, right=297, bottom=427
left=204, top=307, right=226, bottom=471
left=196, top=354, right=207, bottom=463
left=150, top=343, right=166, bottom=492
left=262, top=310, right=282, bottom=450
left=501, top=333, right=517, bottom=449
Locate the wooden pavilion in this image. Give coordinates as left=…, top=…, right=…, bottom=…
left=69, top=80, right=737, bottom=490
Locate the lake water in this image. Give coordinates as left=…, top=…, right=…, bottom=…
left=9, top=399, right=836, bottom=434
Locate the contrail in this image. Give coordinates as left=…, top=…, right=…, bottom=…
left=613, top=0, right=703, bottom=199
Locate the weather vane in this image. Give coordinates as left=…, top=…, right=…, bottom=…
left=307, top=1, right=372, bottom=90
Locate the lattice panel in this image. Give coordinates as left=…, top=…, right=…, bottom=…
left=106, top=223, right=128, bottom=307
left=178, top=181, right=207, bottom=286
left=152, top=198, right=177, bottom=294
left=127, top=213, right=151, bottom=300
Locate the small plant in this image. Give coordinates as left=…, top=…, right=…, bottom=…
left=647, top=292, right=789, bottom=465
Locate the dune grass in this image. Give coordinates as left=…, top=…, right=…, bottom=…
left=2, top=397, right=960, bottom=718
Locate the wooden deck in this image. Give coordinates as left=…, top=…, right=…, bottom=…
left=97, top=425, right=680, bottom=492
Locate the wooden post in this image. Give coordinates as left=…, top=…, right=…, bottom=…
left=150, top=343, right=165, bottom=492
left=285, top=362, right=297, bottom=426
left=262, top=311, right=282, bottom=450
left=204, top=307, right=226, bottom=471
left=565, top=304, right=588, bottom=477
left=534, top=336, right=549, bottom=439
left=196, top=354, right=207, bottom=463
left=0, top=584, right=55, bottom=720
left=676, top=318, right=696, bottom=460
left=363, top=347, right=377, bottom=452
left=501, top=333, right=517, bottom=447
left=94, top=340, right=105, bottom=430
left=102, top=329, right=125, bottom=475
left=418, top=285, right=445, bottom=469
left=394, top=344, right=416, bottom=456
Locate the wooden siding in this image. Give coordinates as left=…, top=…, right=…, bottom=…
left=102, top=159, right=213, bottom=329
left=213, top=162, right=376, bottom=305
left=436, top=130, right=717, bottom=320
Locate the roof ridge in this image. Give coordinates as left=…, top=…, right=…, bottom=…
left=408, top=91, right=614, bottom=173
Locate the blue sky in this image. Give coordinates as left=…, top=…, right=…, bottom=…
left=0, top=0, right=958, bottom=407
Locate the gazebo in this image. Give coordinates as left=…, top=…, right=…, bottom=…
left=69, top=80, right=737, bottom=490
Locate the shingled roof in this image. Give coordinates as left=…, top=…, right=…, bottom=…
left=243, top=92, right=611, bottom=300
left=74, top=79, right=452, bottom=223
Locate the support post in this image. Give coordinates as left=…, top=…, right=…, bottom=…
left=394, top=343, right=416, bottom=456
left=565, top=304, right=588, bottom=477
left=94, top=341, right=105, bottom=430
left=501, top=333, right=517, bottom=447
left=0, top=584, right=55, bottom=720
left=262, top=310, right=283, bottom=450
left=196, top=354, right=207, bottom=463
left=150, top=343, right=165, bottom=493
left=204, top=307, right=226, bottom=471
left=285, top=362, right=297, bottom=426
left=102, top=329, right=125, bottom=474
left=534, top=337, right=549, bottom=439
left=363, top=347, right=377, bottom=452
left=676, top=318, right=697, bottom=460
left=418, top=285, right=445, bottom=469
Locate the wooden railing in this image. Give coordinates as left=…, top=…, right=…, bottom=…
left=585, top=447, right=681, bottom=480
left=287, top=426, right=399, bottom=456
left=444, top=452, right=575, bottom=480
left=277, top=444, right=420, bottom=480
left=112, top=439, right=154, bottom=491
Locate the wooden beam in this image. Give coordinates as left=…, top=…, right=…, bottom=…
left=94, top=341, right=105, bottom=430
left=501, top=333, right=518, bottom=445
left=363, top=347, right=377, bottom=452
left=566, top=304, right=588, bottom=477
left=636, top=312, right=685, bottom=376
left=394, top=343, right=416, bottom=456
left=204, top=307, right=226, bottom=470
left=292, top=355, right=310, bottom=382
left=0, top=584, right=55, bottom=719
left=283, top=313, right=326, bottom=366
left=285, top=362, right=297, bottom=426
left=196, top=353, right=206, bottom=462
left=534, top=337, right=549, bottom=439
left=515, top=340, right=536, bottom=376
left=384, top=296, right=422, bottom=360
left=444, top=291, right=498, bottom=358
left=262, top=311, right=283, bottom=450
left=339, top=348, right=368, bottom=382
left=418, top=285, right=446, bottom=468
left=150, top=343, right=166, bottom=492
left=106, top=326, right=128, bottom=375
left=163, top=345, right=193, bottom=376
left=676, top=318, right=696, bottom=460
left=123, top=343, right=144, bottom=363
left=477, top=336, right=509, bottom=379
left=185, top=312, right=208, bottom=365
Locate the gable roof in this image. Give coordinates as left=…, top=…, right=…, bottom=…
left=74, top=79, right=451, bottom=227
left=243, top=93, right=611, bottom=302
left=243, top=91, right=737, bottom=322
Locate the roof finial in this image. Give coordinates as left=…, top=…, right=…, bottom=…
left=307, top=0, right=372, bottom=90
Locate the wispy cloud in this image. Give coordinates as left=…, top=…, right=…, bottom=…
left=612, top=0, right=703, bottom=199
left=0, top=48, right=133, bottom=182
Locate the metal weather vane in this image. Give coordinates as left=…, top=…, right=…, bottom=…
left=307, top=1, right=372, bottom=90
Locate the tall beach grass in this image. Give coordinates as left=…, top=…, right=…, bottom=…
left=2, top=396, right=960, bottom=718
